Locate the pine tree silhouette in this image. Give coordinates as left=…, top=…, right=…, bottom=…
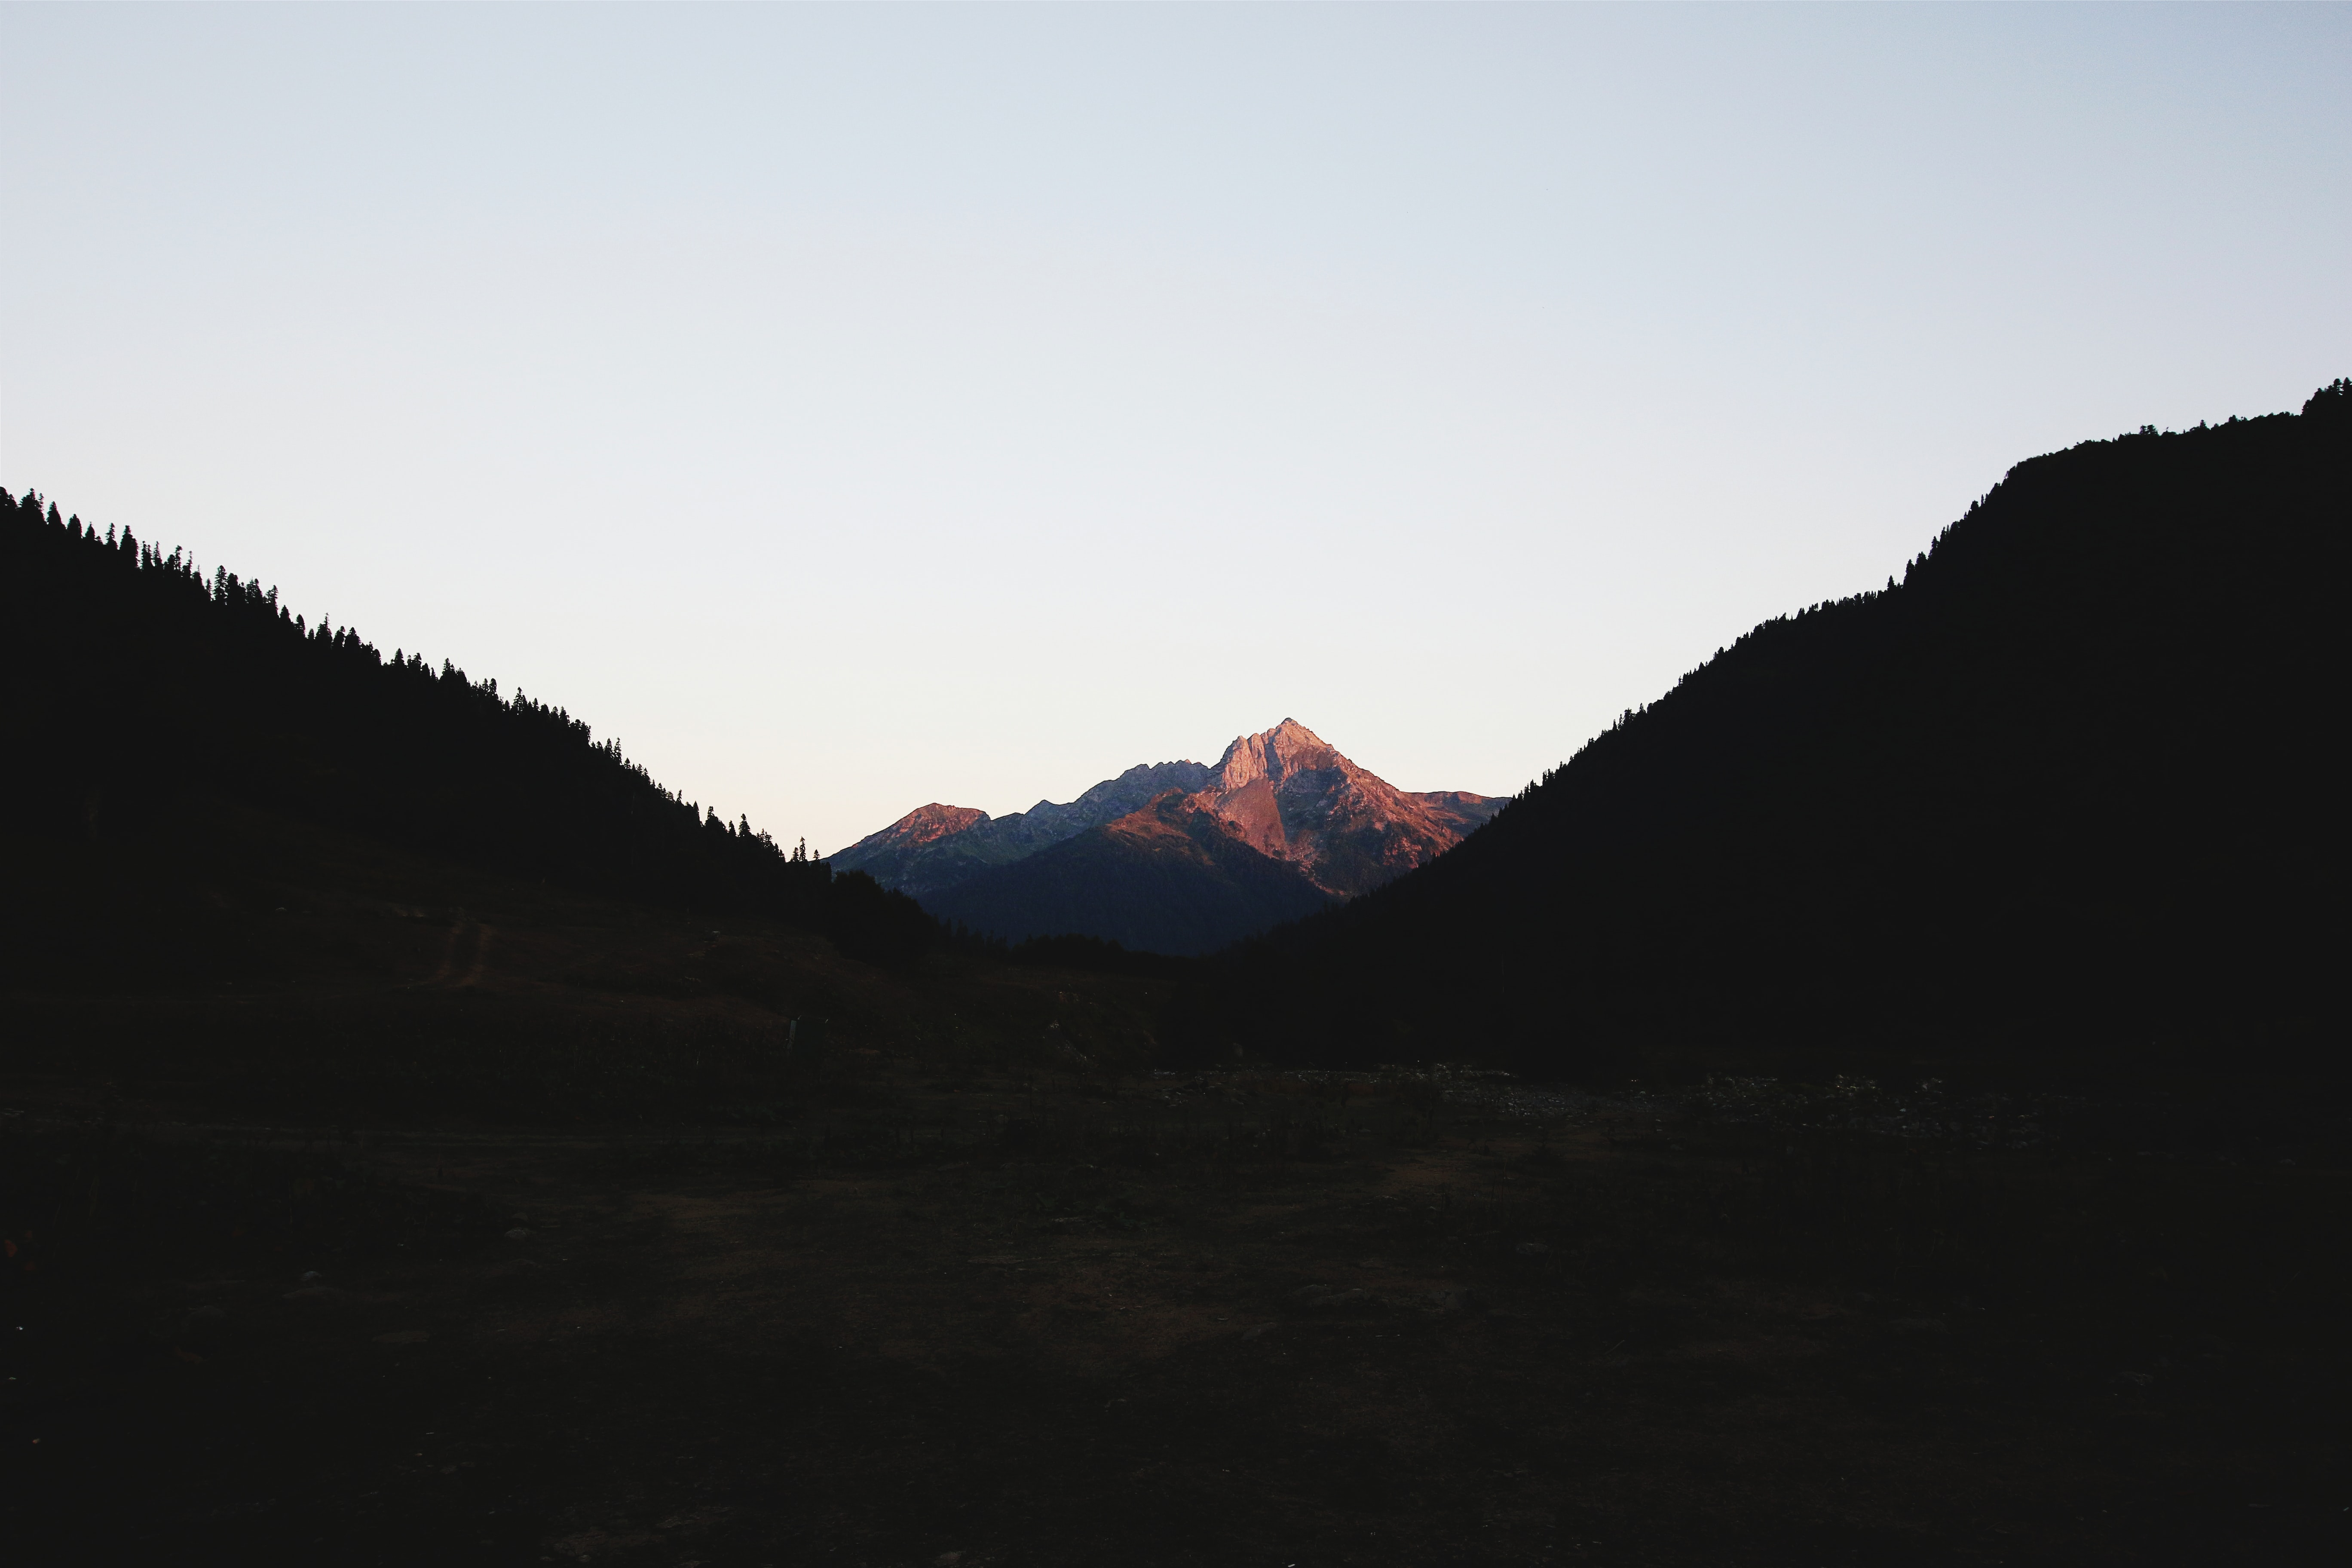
left=3, top=489, right=939, bottom=967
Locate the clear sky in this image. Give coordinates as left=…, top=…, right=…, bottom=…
left=5, top=6, right=2347, bottom=856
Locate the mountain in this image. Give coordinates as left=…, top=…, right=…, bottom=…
left=834, top=721, right=1503, bottom=950
left=927, top=790, right=1335, bottom=956
left=1203, top=381, right=2352, bottom=1081
left=1189, top=719, right=1506, bottom=897
left=832, top=761, right=1213, bottom=900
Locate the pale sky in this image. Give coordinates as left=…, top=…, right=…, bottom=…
left=5, top=6, right=2347, bottom=856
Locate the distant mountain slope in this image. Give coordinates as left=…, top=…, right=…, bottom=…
left=833, top=761, right=1213, bottom=900
left=1208, top=383, right=2352, bottom=1079
left=1412, top=790, right=1508, bottom=841
left=819, top=803, right=992, bottom=900
left=926, top=790, right=1333, bottom=956
left=836, top=721, right=1502, bottom=951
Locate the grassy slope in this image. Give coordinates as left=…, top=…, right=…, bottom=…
left=3, top=799, right=1171, bottom=1124
left=5, top=1047, right=2347, bottom=1566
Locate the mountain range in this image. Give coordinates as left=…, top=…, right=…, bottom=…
left=14, top=377, right=2343, bottom=1082
left=832, top=720, right=1502, bottom=954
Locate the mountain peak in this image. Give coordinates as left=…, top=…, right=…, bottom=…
left=1178, top=720, right=1501, bottom=895
left=1211, top=718, right=1344, bottom=790
left=832, top=721, right=1502, bottom=934
left=866, top=803, right=989, bottom=850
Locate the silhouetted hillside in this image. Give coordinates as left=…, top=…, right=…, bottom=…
left=929, top=790, right=1332, bottom=956
left=3, top=490, right=935, bottom=975
left=1208, top=383, right=2352, bottom=1080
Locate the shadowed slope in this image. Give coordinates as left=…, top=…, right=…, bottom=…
left=927, top=791, right=1332, bottom=956
left=1, top=488, right=939, bottom=973
left=1213, top=383, right=2352, bottom=1079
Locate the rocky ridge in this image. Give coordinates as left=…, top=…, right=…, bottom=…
left=832, top=721, right=1503, bottom=927
left=831, top=760, right=1214, bottom=901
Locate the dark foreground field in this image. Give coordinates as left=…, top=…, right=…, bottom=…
left=4, top=812, right=2348, bottom=1565
left=6, top=1061, right=2349, bottom=1568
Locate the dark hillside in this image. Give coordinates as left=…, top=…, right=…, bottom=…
left=1213, top=382, right=2352, bottom=1080
left=2, top=490, right=934, bottom=977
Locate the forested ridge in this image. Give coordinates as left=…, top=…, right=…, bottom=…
left=3, top=488, right=934, bottom=967
left=1207, top=382, right=2352, bottom=1080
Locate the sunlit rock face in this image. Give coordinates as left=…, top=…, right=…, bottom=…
left=875, top=802, right=989, bottom=848
left=1188, top=718, right=1504, bottom=897
left=831, top=720, right=1502, bottom=919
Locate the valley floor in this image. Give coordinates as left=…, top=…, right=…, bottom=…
left=4, top=1066, right=2346, bottom=1568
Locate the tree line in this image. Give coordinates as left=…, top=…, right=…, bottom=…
left=3, top=489, right=936, bottom=964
